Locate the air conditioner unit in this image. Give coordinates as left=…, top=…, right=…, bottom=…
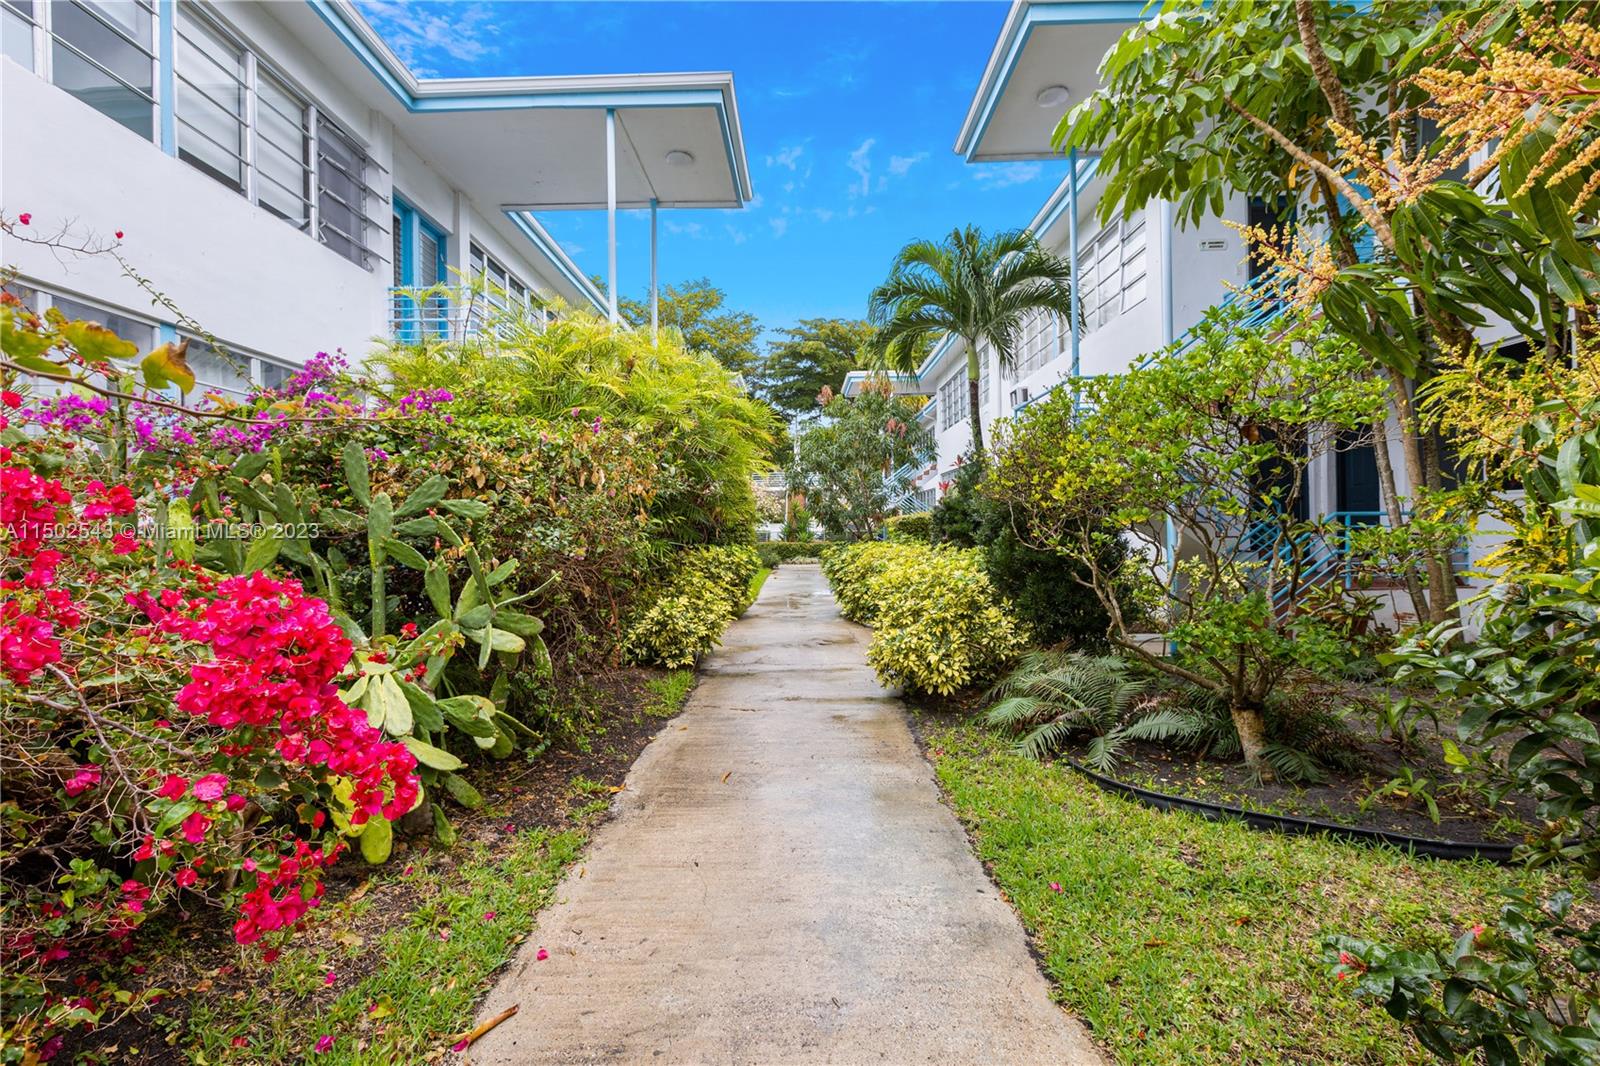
left=1009, top=387, right=1030, bottom=407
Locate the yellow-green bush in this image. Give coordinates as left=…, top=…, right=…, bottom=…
left=884, top=513, right=932, bottom=543
left=623, top=545, right=760, bottom=668
left=823, top=542, right=1028, bottom=694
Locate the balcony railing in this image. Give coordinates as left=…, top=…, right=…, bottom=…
left=388, top=286, right=549, bottom=345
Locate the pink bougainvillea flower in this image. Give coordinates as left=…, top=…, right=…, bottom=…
left=324, top=971, right=337, bottom=986
left=225, top=793, right=247, bottom=812
left=16, top=213, right=30, bottom=227
left=262, top=948, right=280, bottom=964
left=180, top=811, right=212, bottom=845
left=535, top=947, right=549, bottom=961
left=111, top=531, right=140, bottom=555
left=1048, top=882, right=1062, bottom=893
left=156, top=774, right=188, bottom=800
left=452, top=1039, right=470, bottom=1053
left=114, top=230, right=124, bottom=239
left=399, top=622, right=418, bottom=639
left=63, top=764, right=101, bottom=797
left=313, top=1035, right=333, bottom=1054
left=231, top=1037, right=248, bottom=1048
left=191, top=773, right=229, bottom=802
left=0, top=391, right=20, bottom=408
left=175, top=868, right=198, bottom=888
left=483, top=911, right=496, bottom=921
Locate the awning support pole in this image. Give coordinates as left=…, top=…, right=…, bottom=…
left=650, top=197, right=659, bottom=344
left=606, top=107, right=618, bottom=324
left=1068, top=147, right=1081, bottom=383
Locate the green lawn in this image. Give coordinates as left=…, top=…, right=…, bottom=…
left=643, top=667, right=697, bottom=718
left=185, top=827, right=586, bottom=1063
left=923, top=719, right=1572, bottom=1066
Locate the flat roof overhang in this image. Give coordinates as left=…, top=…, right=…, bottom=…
left=955, top=1, right=1145, bottom=163
left=272, top=2, right=753, bottom=313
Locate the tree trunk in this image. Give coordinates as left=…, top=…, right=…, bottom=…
left=1419, top=427, right=1460, bottom=623
left=1231, top=703, right=1274, bottom=782
left=966, top=373, right=985, bottom=463
left=1368, top=408, right=1430, bottom=620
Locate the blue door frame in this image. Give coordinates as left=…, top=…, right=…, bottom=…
left=393, top=196, right=448, bottom=341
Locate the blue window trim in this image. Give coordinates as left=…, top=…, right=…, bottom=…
left=393, top=195, right=448, bottom=341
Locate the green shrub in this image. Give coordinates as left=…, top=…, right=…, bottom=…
left=884, top=513, right=931, bottom=543
left=623, top=545, right=760, bottom=668
left=757, top=541, right=823, bottom=567
left=823, top=542, right=1028, bottom=694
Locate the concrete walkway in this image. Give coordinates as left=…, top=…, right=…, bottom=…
left=470, top=564, right=1104, bottom=1065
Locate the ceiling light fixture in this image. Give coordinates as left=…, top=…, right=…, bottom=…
left=664, top=150, right=695, bottom=167
left=1035, top=85, right=1071, bottom=108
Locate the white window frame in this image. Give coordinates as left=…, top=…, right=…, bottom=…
left=17, top=0, right=159, bottom=141
left=1080, top=211, right=1148, bottom=334
left=938, top=371, right=964, bottom=431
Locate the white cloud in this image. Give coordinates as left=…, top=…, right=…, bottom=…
left=665, top=220, right=705, bottom=238
left=724, top=225, right=748, bottom=245
left=888, top=152, right=929, bottom=177
left=847, top=138, right=875, bottom=198
left=973, top=162, right=1044, bottom=189
left=358, top=1, right=501, bottom=72
left=813, top=207, right=836, bottom=223
left=770, top=217, right=789, bottom=238
left=748, top=192, right=765, bottom=209
left=766, top=144, right=807, bottom=170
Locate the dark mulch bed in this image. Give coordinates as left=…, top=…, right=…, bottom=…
left=58, top=667, right=686, bottom=1065
left=904, top=684, right=1539, bottom=847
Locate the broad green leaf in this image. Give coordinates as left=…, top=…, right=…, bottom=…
left=242, top=530, right=281, bottom=574
left=140, top=339, right=196, bottom=393
left=441, top=772, right=483, bottom=809
left=376, top=674, right=412, bottom=736
left=358, top=818, right=393, bottom=864
left=342, top=440, right=370, bottom=508
left=63, top=320, right=138, bottom=364
left=382, top=537, right=427, bottom=570
left=398, top=680, right=444, bottom=734
left=440, top=498, right=489, bottom=520
left=168, top=498, right=196, bottom=563
left=424, top=561, right=452, bottom=618
left=402, top=736, right=464, bottom=771
left=395, top=474, right=449, bottom=518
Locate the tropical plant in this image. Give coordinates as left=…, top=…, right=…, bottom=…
left=984, top=652, right=1152, bottom=764
left=619, top=277, right=762, bottom=377
left=752, top=317, right=874, bottom=419
left=986, top=305, right=1389, bottom=777
left=822, top=541, right=1028, bottom=695
left=867, top=226, right=1073, bottom=462
left=623, top=545, right=760, bottom=668
left=1328, top=890, right=1600, bottom=1066
left=1058, top=0, right=1600, bottom=625
left=786, top=377, right=935, bottom=540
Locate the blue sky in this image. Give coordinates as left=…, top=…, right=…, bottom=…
left=355, top=1, right=1069, bottom=338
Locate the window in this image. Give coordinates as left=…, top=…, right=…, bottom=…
left=186, top=337, right=251, bottom=400
left=1079, top=212, right=1147, bottom=333
left=317, top=116, right=377, bottom=268
left=46, top=1, right=157, bottom=139
left=938, top=372, right=965, bottom=431
left=50, top=292, right=156, bottom=353
left=1009, top=309, right=1058, bottom=381
left=469, top=242, right=539, bottom=320
left=173, top=5, right=313, bottom=227
left=174, top=4, right=245, bottom=191
left=3, top=1, right=35, bottom=70
left=255, top=69, right=311, bottom=227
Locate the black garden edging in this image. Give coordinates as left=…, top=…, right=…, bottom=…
left=1066, top=759, right=1517, bottom=863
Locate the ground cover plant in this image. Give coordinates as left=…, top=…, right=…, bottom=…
left=918, top=716, right=1582, bottom=1066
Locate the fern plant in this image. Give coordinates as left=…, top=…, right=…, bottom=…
left=983, top=652, right=1148, bottom=767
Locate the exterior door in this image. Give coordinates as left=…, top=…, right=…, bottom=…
left=1335, top=431, right=1381, bottom=519
left=393, top=197, right=447, bottom=339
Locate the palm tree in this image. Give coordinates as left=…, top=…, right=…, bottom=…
left=867, top=226, right=1074, bottom=463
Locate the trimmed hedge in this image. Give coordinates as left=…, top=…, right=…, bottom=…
left=756, top=541, right=824, bottom=567
left=884, top=513, right=932, bottom=543
left=821, top=542, right=1028, bottom=695
left=623, top=545, right=760, bottom=668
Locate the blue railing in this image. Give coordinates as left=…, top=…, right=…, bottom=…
left=1239, top=509, right=1468, bottom=611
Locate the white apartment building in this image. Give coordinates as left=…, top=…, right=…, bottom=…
left=846, top=0, right=1514, bottom=627
left=1, top=0, right=751, bottom=395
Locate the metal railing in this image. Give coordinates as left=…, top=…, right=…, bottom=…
left=388, top=287, right=549, bottom=344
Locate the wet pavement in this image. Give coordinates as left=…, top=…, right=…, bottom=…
left=469, top=564, right=1105, bottom=1064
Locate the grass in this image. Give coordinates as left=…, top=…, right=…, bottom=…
left=745, top=567, right=772, bottom=611
left=921, top=718, right=1574, bottom=1066
left=185, top=825, right=586, bottom=1064
left=642, top=668, right=696, bottom=719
